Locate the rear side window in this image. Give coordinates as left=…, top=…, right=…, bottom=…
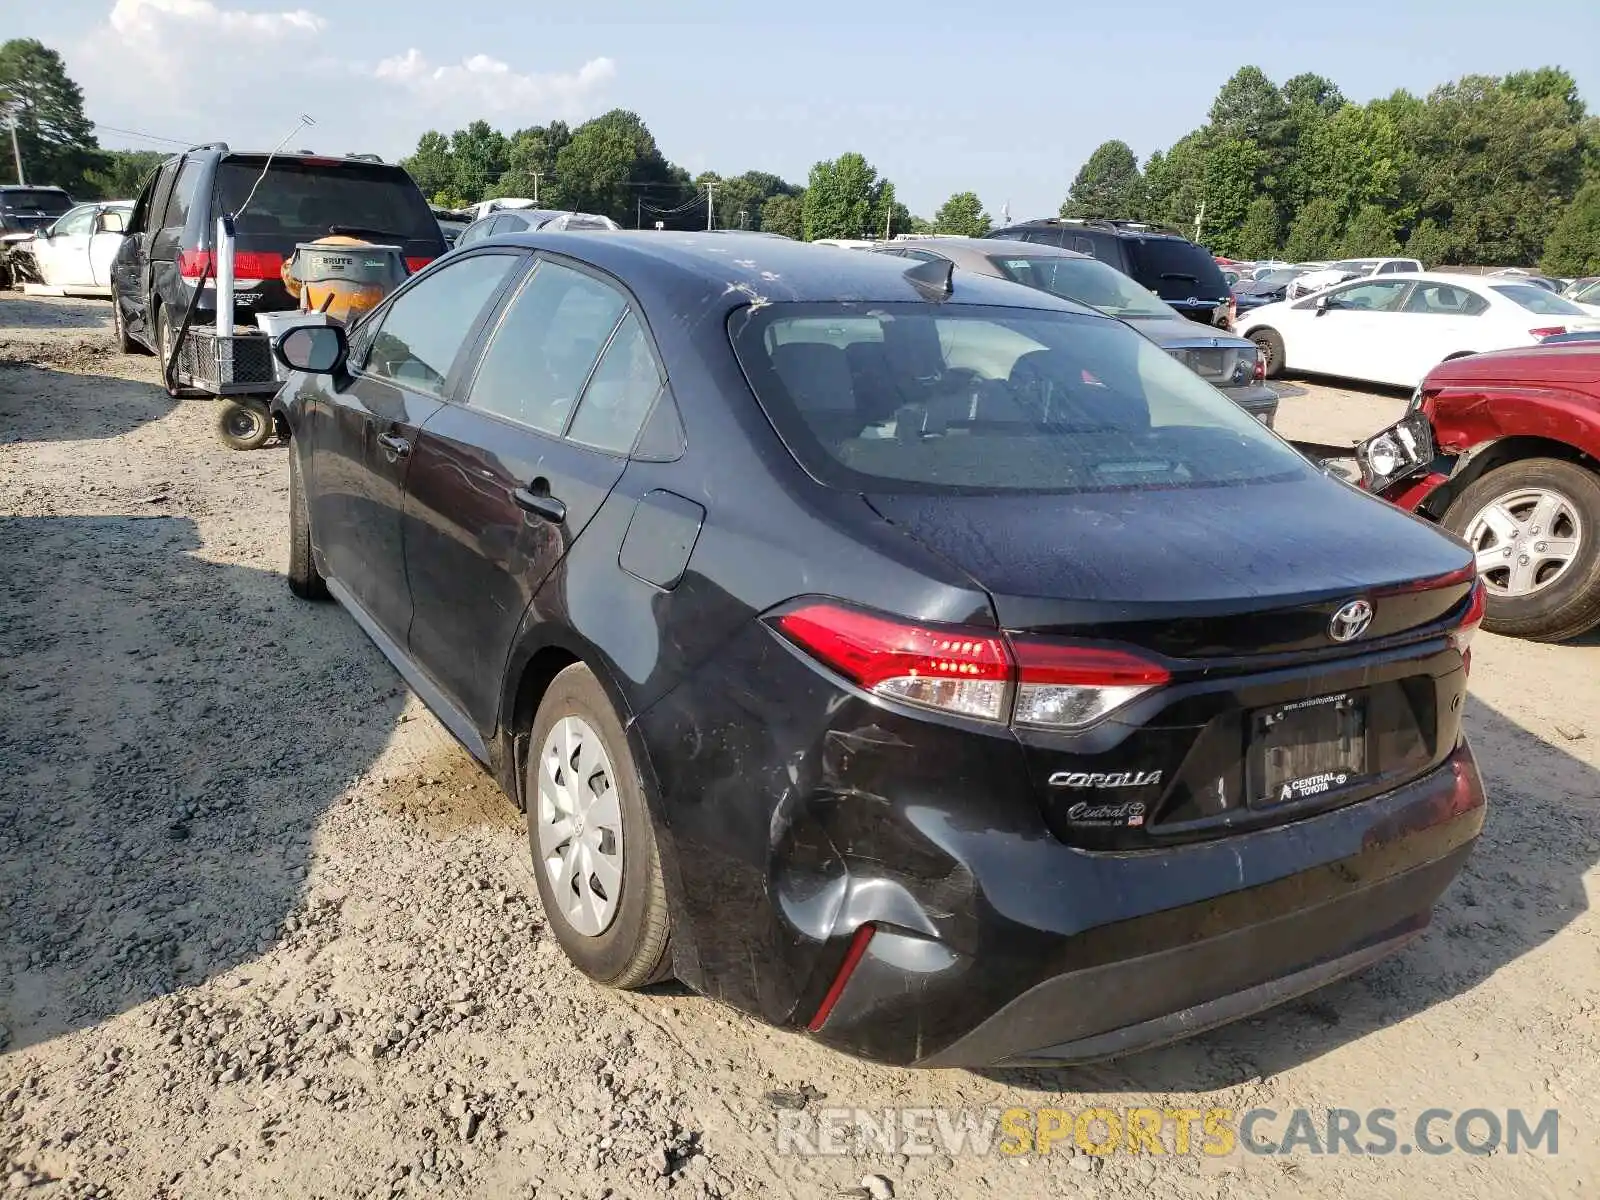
left=567, top=313, right=666, bottom=453
left=161, top=161, right=204, bottom=234
left=1402, top=283, right=1488, bottom=316
left=1125, top=238, right=1228, bottom=300
left=464, top=260, right=626, bottom=434
left=215, top=159, right=439, bottom=249
left=729, top=302, right=1309, bottom=495
left=1490, top=285, right=1589, bottom=317
left=363, top=253, right=519, bottom=397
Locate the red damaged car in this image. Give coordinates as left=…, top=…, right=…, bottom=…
left=1353, top=341, right=1600, bottom=641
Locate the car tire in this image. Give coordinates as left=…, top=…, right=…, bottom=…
left=287, top=446, right=329, bottom=601
left=526, top=663, right=673, bottom=989
left=1442, top=457, right=1600, bottom=642
left=1249, top=328, right=1286, bottom=379
left=154, top=303, right=204, bottom=399
left=217, top=399, right=273, bottom=451
left=111, top=296, right=141, bottom=354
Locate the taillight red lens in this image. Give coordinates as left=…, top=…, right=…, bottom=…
left=774, top=604, right=1011, bottom=722
left=772, top=603, right=1170, bottom=729
left=406, top=256, right=434, bottom=273
left=232, top=251, right=284, bottom=281
left=1529, top=326, right=1567, bottom=339
left=178, top=249, right=213, bottom=279
left=1448, top=578, right=1487, bottom=673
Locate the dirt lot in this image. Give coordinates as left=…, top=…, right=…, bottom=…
left=1, top=294, right=1597, bottom=1200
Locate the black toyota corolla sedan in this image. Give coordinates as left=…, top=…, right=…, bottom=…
left=270, top=230, right=1487, bottom=1068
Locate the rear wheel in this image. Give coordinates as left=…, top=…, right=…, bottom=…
left=154, top=304, right=202, bottom=398
left=526, top=664, right=672, bottom=989
left=1249, top=328, right=1286, bottom=379
left=1442, top=457, right=1600, bottom=641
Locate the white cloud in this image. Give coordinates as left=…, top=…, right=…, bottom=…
left=369, top=50, right=616, bottom=119
left=107, top=0, right=325, bottom=40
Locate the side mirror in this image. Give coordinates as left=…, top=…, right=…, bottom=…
left=98, top=212, right=126, bottom=233
left=1314, top=295, right=1333, bottom=316
left=274, top=324, right=348, bottom=375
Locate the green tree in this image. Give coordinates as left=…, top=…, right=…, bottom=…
left=1542, top=180, right=1600, bottom=275
left=448, top=121, right=509, bottom=204
left=1236, top=195, right=1282, bottom=258
left=932, top=191, right=991, bottom=236
left=494, top=121, right=570, bottom=203
left=1283, top=195, right=1342, bottom=261
left=401, top=131, right=454, bottom=202
left=1061, top=140, right=1142, bottom=219
left=1339, top=204, right=1401, bottom=256
left=759, top=191, right=804, bottom=238
left=1197, top=138, right=1264, bottom=256
left=1208, top=66, right=1288, bottom=143
left=0, top=39, right=103, bottom=193
left=81, top=149, right=164, bottom=199
left=1405, top=218, right=1453, bottom=266
left=1141, top=135, right=1207, bottom=233
left=803, top=152, right=885, bottom=239
left=555, top=110, right=686, bottom=225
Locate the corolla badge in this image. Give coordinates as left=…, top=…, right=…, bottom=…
left=1328, top=599, right=1374, bottom=642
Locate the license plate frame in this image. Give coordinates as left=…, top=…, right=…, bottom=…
left=1247, top=691, right=1368, bottom=808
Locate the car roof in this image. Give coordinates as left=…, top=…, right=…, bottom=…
left=477, top=230, right=1106, bottom=316
left=882, top=236, right=1093, bottom=261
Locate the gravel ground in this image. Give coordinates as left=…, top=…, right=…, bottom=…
left=2, top=294, right=1597, bottom=1199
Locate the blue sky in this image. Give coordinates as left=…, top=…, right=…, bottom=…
left=18, top=0, right=1600, bottom=219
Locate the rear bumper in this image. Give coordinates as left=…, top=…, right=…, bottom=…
left=809, top=743, right=1484, bottom=1067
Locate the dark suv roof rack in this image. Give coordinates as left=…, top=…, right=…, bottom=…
left=1016, top=216, right=1188, bottom=238
left=344, top=153, right=385, bottom=163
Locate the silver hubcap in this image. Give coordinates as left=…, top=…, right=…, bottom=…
left=536, top=716, right=623, bottom=937
left=1464, top=487, right=1583, bottom=598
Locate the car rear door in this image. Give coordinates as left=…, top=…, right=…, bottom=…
left=402, top=255, right=668, bottom=732
left=1387, top=282, right=1490, bottom=383
left=307, top=249, right=523, bottom=645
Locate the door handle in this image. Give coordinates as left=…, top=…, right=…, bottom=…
left=377, top=432, right=411, bottom=459
left=512, top=482, right=566, bottom=524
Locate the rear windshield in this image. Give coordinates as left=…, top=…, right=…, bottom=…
left=1, top=189, right=72, bottom=213
left=216, top=159, right=439, bottom=247
left=987, top=255, right=1173, bottom=319
left=1124, top=238, right=1228, bottom=300
left=1490, top=285, right=1588, bottom=317
left=728, top=303, right=1309, bottom=495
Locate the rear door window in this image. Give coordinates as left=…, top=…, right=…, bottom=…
left=463, top=260, right=627, bottom=434
left=1125, top=238, right=1228, bottom=300
left=361, top=252, right=520, bottom=397
left=1402, top=283, right=1488, bottom=316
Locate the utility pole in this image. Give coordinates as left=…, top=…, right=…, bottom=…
left=637, top=197, right=642, bottom=229
left=6, top=111, right=23, bottom=186
left=737, top=208, right=748, bottom=230
left=706, top=182, right=715, bottom=231
left=530, top=171, right=542, bottom=205
left=1193, top=200, right=1205, bottom=244
left=884, top=204, right=892, bottom=240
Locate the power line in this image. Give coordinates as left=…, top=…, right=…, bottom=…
left=92, top=124, right=196, bottom=148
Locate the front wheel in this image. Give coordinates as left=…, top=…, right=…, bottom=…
left=1249, top=328, right=1286, bottom=379
left=1442, top=457, right=1600, bottom=641
left=527, top=664, right=672, bottom=989
left=216, top=399, right=273, bottom=451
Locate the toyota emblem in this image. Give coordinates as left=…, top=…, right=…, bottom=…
left=1328, top=599, right=1374, bottom=642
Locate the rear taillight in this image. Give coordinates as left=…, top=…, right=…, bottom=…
left=772, top=603, right=1170, bottom=730
left=406, top=256, right=434, bottom=273
left=1448, top=578, right=1487, bottom=674
left=177, top=249, right=282, bottom=282
left=232, top=251, right=284, bottom=281
left=1253, top=348, right=1267, bottom=381
left=1530, top=326, right=1567, bottom=339
left=178, top=249, right=213, bottom=280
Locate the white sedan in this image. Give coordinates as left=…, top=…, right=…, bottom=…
left=16, top=201, right=132, bottom=297
left=1236, top=271, right=1600, bottom=388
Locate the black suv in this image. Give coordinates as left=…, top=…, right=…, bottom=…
left=110, top=143, right=445, bottom=377
left=0, top=186, right=74, bottom=237
left=985, top=218, right=1231, bottom=327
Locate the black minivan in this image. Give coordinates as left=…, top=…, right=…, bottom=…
left=110, top=143, right=445, bottom=390
left=986, top=218, right=1231, bottom=328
